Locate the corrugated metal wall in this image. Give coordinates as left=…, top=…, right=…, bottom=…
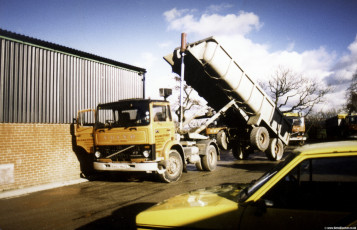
left=0, top=36, right=144, bottom=123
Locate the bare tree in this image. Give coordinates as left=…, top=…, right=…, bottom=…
left=173, top=76, right=202, bottom=122
left=346, top=71, right=357, bottom=113
left=260, top=66, right=332, bottom=115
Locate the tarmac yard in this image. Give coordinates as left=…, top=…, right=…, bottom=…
left=0, top=149, right=290, bottom=230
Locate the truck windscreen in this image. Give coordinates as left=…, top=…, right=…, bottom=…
left=95, top=101, right=150, bottom=128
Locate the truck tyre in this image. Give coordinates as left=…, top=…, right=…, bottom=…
left=217, top=130, right=230, bottom=150
left=201, top=145, right=218, bottom=171
left=159, top=150, right=183, bottom=183
left=232, top=144, right=252, bottom=160
left=266, top=138, right=284, bottom=161
left=250, top=127, right=269, bottom=151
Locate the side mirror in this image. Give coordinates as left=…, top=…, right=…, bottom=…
left=249, top=199, right=274, bottom=216
left=159, top=88, right=172, bottom=100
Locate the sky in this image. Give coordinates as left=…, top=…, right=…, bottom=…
left=1, top=0, right=357, bottom=113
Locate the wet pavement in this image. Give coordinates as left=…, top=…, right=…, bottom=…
left=0, top=149, right=294, bottom=230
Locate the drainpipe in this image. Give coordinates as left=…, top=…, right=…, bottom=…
left=142, top=72, right=146, bottom=99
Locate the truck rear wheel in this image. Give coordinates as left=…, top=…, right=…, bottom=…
left=250, top=127, right=269, bottom=151
left=217, top=130, right=230, bottom=150
left=266, top=138, right=284, bottom=161
left=159, top=150, right=183, bottom=183
left=201, top=145, right=217, bottom=171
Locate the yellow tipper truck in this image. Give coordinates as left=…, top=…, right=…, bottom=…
left=75, top=98, right=223, bottom=183
left=284, top=112, right=306, bottom=145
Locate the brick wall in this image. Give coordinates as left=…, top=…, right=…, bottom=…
left=0, top=123, right=84, bottom=192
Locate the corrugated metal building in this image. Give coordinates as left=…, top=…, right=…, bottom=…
left=0, top=28, right=146, bottom=123
left=0, top=29, right=146, bottom=192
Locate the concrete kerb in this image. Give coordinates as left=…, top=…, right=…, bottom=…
left=0, top=178, right=88, bottom=199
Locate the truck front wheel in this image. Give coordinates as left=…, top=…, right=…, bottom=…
left=159, top=150, right=183, bottom=183
left=201, top=145, right=218, bottom=171
left=217, top=130, right=230, bottom=150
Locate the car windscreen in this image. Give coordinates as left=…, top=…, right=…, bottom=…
left=95, top=101, right=150, bottom=128
left=238, top=152, right=298, bottom=202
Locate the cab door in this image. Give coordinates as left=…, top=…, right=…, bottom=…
left=75, top=109, right=95, bottom=153
left=152, top=104, right=175, bottom=156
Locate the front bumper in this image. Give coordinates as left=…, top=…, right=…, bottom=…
left=289, top=136, right=307, bottom=141
left=93, top=161, right=166, bottom=174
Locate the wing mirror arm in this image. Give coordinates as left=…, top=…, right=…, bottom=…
left=248, top=199, right=274, bottom=216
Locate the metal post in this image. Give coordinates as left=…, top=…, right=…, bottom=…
left=179, top=33, right=187, bottom=131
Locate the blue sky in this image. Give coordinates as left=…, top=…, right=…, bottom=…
left=1, top=0, right=357, bottom=112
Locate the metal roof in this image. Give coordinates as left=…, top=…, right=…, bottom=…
left=0, top=28, right=146, bottom=73
left=98, top=99, right=167, bottom=108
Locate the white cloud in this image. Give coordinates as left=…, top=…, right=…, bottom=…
left=163, top=8, right=192, bottom=22
left=286, top=42, right=295, bottom=52
left=164, top=9, right=261, bottom=37
left=216, top=35, right=334, bottom=84
left=332, top=35, right=357, bottom=82
left=162, top=7, right=356, bottom=112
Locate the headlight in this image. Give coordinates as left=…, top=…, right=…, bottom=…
left=95, top=151, right=101, bottom=158
left=143, top=150, right=150, bottom=158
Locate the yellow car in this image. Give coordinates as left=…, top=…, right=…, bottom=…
left=136, top=141, right=357, bottom=229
